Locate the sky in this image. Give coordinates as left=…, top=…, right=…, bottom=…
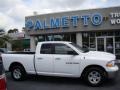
left=0, top=0, right=120, bottom=32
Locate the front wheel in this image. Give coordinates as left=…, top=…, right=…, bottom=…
left=11, top=66, right=26, bottom=81
left=84, top=67, right=106, bottom=86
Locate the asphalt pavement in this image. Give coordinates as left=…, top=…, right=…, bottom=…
left=6, top=65, right=120, bottom=90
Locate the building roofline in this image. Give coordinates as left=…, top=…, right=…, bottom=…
left=25, top=6, right=120, bottom=18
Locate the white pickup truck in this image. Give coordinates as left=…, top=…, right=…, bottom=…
left=1, top=41, right=119, bottom=86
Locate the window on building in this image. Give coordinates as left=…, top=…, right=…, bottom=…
left=46, top=35, right=54, bottom=41
left=82, top=31, right=120, bottom=59
left=38, top=36, right=45, bottom=41
left=82, top=32, right=89, bottom=48
left=90, top=32, right=95, bottom=37
left=54, top=35, right=63, bottom=41
left=63, top=34, right=70, bottom=41
left=115, top=32, right=120, bottom=59
left=115, top=31, right=120, bottom=36
left=71, top=33, right=76, bottom=43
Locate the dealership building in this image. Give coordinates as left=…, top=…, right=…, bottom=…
left=25, top=6, right=120, bottom=59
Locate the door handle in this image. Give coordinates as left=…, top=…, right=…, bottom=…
left=55, top=58, right=61, bottom=60
left=37, top=58, right=43, bottom=60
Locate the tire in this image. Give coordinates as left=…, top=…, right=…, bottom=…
left=11, top=65, right=26, bottom=81
left=84, top=67, right=106, bottom=86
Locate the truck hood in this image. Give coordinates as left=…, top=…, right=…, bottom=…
left=84, top=51, right=116, bottom=61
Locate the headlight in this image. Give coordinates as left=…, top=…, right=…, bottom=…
left=106, top=60, right=115, bottom=67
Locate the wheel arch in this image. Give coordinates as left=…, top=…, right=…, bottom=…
left=81, top=65, right=107, bottom=78
left=9, top=62, right=26, bottom=72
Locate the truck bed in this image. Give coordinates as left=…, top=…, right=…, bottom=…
left=2, top=52, right=36, bottom=74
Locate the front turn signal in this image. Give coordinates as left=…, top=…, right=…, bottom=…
left=106, top=60, right=115, bottom=67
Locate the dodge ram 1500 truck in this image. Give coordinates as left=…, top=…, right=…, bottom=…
left=1, top=41, right=119, bottom=86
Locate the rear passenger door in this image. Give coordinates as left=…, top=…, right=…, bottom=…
left=35, top=43, right=54, bottom=74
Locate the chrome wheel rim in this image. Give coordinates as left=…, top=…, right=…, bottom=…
left=88, top=71, right=101, bottom=84
left=13, top=69, right=21, bottom=79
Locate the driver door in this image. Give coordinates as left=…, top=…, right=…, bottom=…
left=53, top=43, right=80, bottom=76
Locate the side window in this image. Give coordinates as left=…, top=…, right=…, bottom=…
left=40, top=44, right=52, bottom=54
left=0, top=49, right=4, bottom=53
left=54, top=44, right=78, bottom=55
left=0, top=63, right=4, bottom=75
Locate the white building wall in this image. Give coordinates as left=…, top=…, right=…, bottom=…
left=76, top=33, right=82, bottom=47
left=6, top=42, right=12, bottom=51
left=30, top=36, right=36, bottom=51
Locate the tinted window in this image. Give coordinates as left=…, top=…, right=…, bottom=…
left=40, top=44, right=53, bottom=54
left=0, top=63, right=3, bottom=75
left=0, top=49, right=4, bottom=53
left=70, top=43, right=89, bottom=53
left=54, top=44, right=78, bottom=55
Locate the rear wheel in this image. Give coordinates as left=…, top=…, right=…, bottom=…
left=84, top=67, right=106, bottom=86
left=11, top=66, right=26, bottom=81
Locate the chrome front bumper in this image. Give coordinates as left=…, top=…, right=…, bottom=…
left=107, top=70, right=119, bottom=79
left=107, top=65, right=119, bottom=79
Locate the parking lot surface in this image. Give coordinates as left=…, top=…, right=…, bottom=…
left=6, top=66, right=120, bottom=90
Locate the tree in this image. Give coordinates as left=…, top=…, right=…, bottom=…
left=7, top=29, right=13, bottom=33
left=12, top=40, right=23, bottom=51
left=0, top=29, right=5, bottom=35
left=0, top=35, right=12, bottom=48
left=0, top=28, right=12, bottom=48
left=8, top=28, right=18, bottom=33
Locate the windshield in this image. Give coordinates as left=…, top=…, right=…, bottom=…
left=70, top=43, right=89, bottom=53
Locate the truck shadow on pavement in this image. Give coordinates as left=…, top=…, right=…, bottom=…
left=25, top=74, right=118, bottom=87
left=6, top=64, right=120, bottom=88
